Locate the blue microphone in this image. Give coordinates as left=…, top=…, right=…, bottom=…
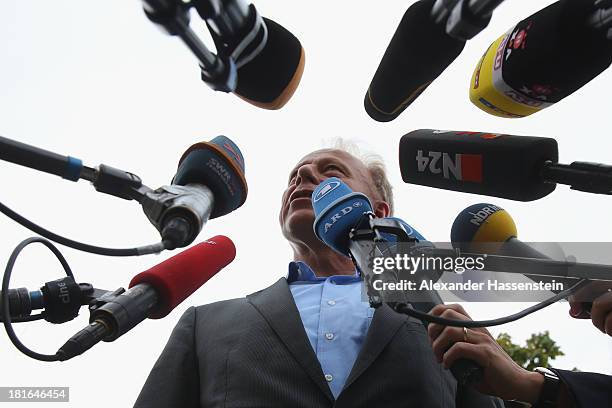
left=312, top=177, right=427, bottom=253
left=312, top=177, right=373, bottom=255
left=311, top=178, right=483, bottom=386
left=382, top=217, right=426, bottom=243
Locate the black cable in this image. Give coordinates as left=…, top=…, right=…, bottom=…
left=0, top=200, right=167, bottom=256
left=1, top=314, right=45, bottom=323
left=395, top=279, right=591, bottom=328
left=1, top=237, right=75, bottom=362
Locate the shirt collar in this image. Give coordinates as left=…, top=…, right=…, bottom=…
left=286, top=261, right=361, bottom=285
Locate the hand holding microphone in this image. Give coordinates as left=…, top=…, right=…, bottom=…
left=427, top=304, right=551, bottom=404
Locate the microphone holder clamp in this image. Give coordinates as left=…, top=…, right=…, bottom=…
left=141, top=0, right=238, bottom=92
left=432, top=0, right=504, bottom=40
left=347, top=213, right=416, bottom=308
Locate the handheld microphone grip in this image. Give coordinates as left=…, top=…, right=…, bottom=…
left=365, top=0, right=466, bottom=122
left=450, top=359, right=485, bottom=386
left=399, top=129, right=558, bottom=201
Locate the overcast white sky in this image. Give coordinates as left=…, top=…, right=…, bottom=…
left=0, top=1, right=611, bottom=406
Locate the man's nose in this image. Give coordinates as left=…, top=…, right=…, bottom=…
left=295, top=164, right=319, bottom=186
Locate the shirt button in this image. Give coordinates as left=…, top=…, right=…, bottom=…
left=325, top=374, right=333, bottom=382
left=325, top=333, right=334, bottom=340
left=327, top=300, right=336, bottom=306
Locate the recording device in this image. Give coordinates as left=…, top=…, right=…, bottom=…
left=312, top=177, right=483, bottom=386
left=0, top=135, right=247, bottom=252
left=143, top=0, right=305, bottom=109
left=470, top=0, right=612, bottom=118
left=399, top=129, right=612, bottom=201
left=365, top=0, right=504, bottom=122
left=141, top=136, right=248, bottom=249
left=57, top=236, right=235, bottom=361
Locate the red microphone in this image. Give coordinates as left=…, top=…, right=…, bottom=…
left=130, top=235, right=236, bottom=318
left=57, top=236, right=235, bottom=361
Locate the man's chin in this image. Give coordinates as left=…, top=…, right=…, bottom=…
left=282, top=207, right=316, bottom=239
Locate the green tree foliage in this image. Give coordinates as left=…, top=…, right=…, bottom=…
left=496, top=331, right=564, bottom=371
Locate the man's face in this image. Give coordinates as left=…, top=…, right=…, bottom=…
left=279, top=149, right=380, bottom=242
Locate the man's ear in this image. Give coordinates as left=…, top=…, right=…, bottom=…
left=373, top=201, right=390, bottom=218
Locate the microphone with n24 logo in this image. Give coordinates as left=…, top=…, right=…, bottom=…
left=399, top=129, right=558, bottom=201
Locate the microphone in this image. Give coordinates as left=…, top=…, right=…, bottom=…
left=229, top=17, right=305, bottom=110
left=141, top=136, right=248, bottom=249
left=451, top=203, right=547, bottom=257
left=470, top=0, right=612, bottom=118
left=312, top=177, right=374, bottom=255
left=143, top=0, right=304, bottom=109
left=311, top=177, right=483, bottom=386
left=193, top=1, right=305, bottom=109
left=57, top=236, right=235, bottom=361
left=365, top=0, right=504, bottom=122
left=450, top=202, right=579, bottom=291
left=399, top=129, right=612, bottom=201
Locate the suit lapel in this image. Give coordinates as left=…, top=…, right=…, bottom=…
left=342, top=303, right=408, bottom=391
left=247, top=278, right=334, bottom=402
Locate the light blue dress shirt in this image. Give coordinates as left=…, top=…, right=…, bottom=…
left=287, top=261, right=374, bottom=399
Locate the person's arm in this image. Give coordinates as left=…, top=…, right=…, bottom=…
left=427, top=304, right=576, bottom=407
left=133, top=307, right=200, bottom=408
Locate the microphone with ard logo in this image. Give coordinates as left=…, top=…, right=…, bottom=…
left=311, top=177, right=484, bottom=386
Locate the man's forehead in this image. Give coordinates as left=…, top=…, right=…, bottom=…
left=293, top=148, right=363, bottom=169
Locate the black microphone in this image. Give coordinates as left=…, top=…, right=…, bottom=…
left=193, top=0, right=305, bottom=109
left=399, top=129, right=612, bottom=201
left=470, top=0, right=612, bottom=118
left=141, top=135, right=247, bottom=249
left=365, top=0, right=504, bottom=122
left=143, top=0, right=305, bottom=109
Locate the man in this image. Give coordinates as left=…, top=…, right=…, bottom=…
left=134, top=146, right=612, bottom=407
left=134, top=145, right=503, bottom=407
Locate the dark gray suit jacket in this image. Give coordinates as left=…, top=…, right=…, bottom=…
left=134, top=278, right=503, bottom=407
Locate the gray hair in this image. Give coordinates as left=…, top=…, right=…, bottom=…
left=325, top=138, right=394, bottom=215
